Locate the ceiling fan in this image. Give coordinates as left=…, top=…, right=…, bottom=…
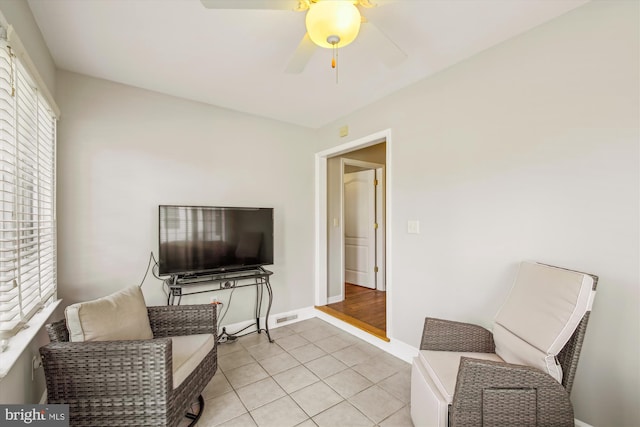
left=200, top=0, right=407, bottom=73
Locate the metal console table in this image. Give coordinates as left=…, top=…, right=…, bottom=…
left=167, top=267, right=273, bottom=343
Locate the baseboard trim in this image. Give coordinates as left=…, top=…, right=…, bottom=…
left=218, top=306, right=317, bottom=336
left=39, top=390, right=47, bottom=404
left=574, top=419, right=593, bottom=427
left=314, top=308, right=418, bottom=363
left=220, top=306, right=418, bottom=363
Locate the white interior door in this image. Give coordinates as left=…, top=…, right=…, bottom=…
left=344, top=170, right=376, bottom=289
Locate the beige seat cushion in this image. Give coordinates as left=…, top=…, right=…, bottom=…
left=65, top=286, right=153, bottom=342
left=493, top=262, right=595, bottom=382
left=171, top=334, right=215, bottom=389
left=418, top=350, right=504, bottom=404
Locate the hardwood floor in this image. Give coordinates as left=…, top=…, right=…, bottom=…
left=316, top=283, right=387, bottom=341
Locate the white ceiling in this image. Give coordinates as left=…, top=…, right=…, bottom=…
left=27, top=0, right=588, bottom=129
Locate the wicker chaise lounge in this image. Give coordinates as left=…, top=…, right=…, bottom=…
left=40, top=287, right=217, bottom=426
left=411, top=261, right=598, bottom=427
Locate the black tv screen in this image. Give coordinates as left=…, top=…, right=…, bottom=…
left=158, top=205, right=274, bottom=276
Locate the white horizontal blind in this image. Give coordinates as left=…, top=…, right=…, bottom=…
left=0, top=36, right=56, bottom=339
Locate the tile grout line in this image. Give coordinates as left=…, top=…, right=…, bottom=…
left=206, top=319, right=412, bottom=427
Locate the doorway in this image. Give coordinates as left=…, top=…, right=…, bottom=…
left=314, top=130, right=391, bottom=340
left=343, top=160, right=385, bottom=293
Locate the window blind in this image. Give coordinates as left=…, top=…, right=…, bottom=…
left=0, top=36, right=56, bottom=339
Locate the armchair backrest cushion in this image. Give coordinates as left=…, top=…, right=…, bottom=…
left=65, top=286, right=154, bottom=342
left=493, top=262, right=595, bottom=382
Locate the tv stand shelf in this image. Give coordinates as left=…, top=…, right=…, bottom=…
left=167, top=267, right=273, bottom=343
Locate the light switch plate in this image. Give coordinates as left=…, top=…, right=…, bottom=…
left=408, top=220, right=420, bottom=234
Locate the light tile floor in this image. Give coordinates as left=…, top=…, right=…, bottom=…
left=196, top=317, right=414, bottom=427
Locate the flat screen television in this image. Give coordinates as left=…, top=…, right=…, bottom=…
left=158, top=205, right=274, bottom=276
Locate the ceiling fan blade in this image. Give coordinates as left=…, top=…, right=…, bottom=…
left=357, top=0, right=397, bottom=8
left=359, top=19, right=407, bottom=68
left=200, top=0, right=303, bottom=10
left=284, top=33, right=317, bottom=74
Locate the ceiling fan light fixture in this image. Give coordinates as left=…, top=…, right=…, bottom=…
left=305, top=1, right=361, bottom=48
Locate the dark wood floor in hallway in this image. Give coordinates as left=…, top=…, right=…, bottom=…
left=318, top=283, right=387, bottom=340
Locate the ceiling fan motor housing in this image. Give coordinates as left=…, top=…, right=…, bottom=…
left=327, top=35, right=340, bottom=45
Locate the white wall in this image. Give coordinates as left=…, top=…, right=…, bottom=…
left=317, top=2, right=639, bottom=426
left=0, top=0, right=56, bottom=405
left=55, top=71, right=318, bottom=325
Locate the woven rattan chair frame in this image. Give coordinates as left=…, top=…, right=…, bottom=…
left=419, top=267, right=598, bottom=427
left=40, top=304, right=218, bottom=427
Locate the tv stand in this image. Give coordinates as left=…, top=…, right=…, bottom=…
left=167, top=267, right=273, bottom=343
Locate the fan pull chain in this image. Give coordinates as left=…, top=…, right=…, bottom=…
left=327, top=35, right=340, bottom=84
left=331, top=44, right=339, bottom=84
left=332, top=44, right=336, bottom=68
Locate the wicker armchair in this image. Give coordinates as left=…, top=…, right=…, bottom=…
left=411, top=262, right=598, bottom=427
left=40, top=304, right=218, bottom=427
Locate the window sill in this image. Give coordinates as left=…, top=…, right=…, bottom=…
left=0, top=299, right=62, bottom=378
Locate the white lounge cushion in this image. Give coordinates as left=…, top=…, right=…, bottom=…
left=493, top=262, right=595, bottom=382
left=418, top=350, right=504, bottom=403
left=171, top=334, right=215, bottom=389
left=65, top=286, right=153, bottom=342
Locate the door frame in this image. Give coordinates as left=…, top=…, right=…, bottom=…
left=314, top=129, right=393, bottom=334
left=341, top=159, right=385, bottom=297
